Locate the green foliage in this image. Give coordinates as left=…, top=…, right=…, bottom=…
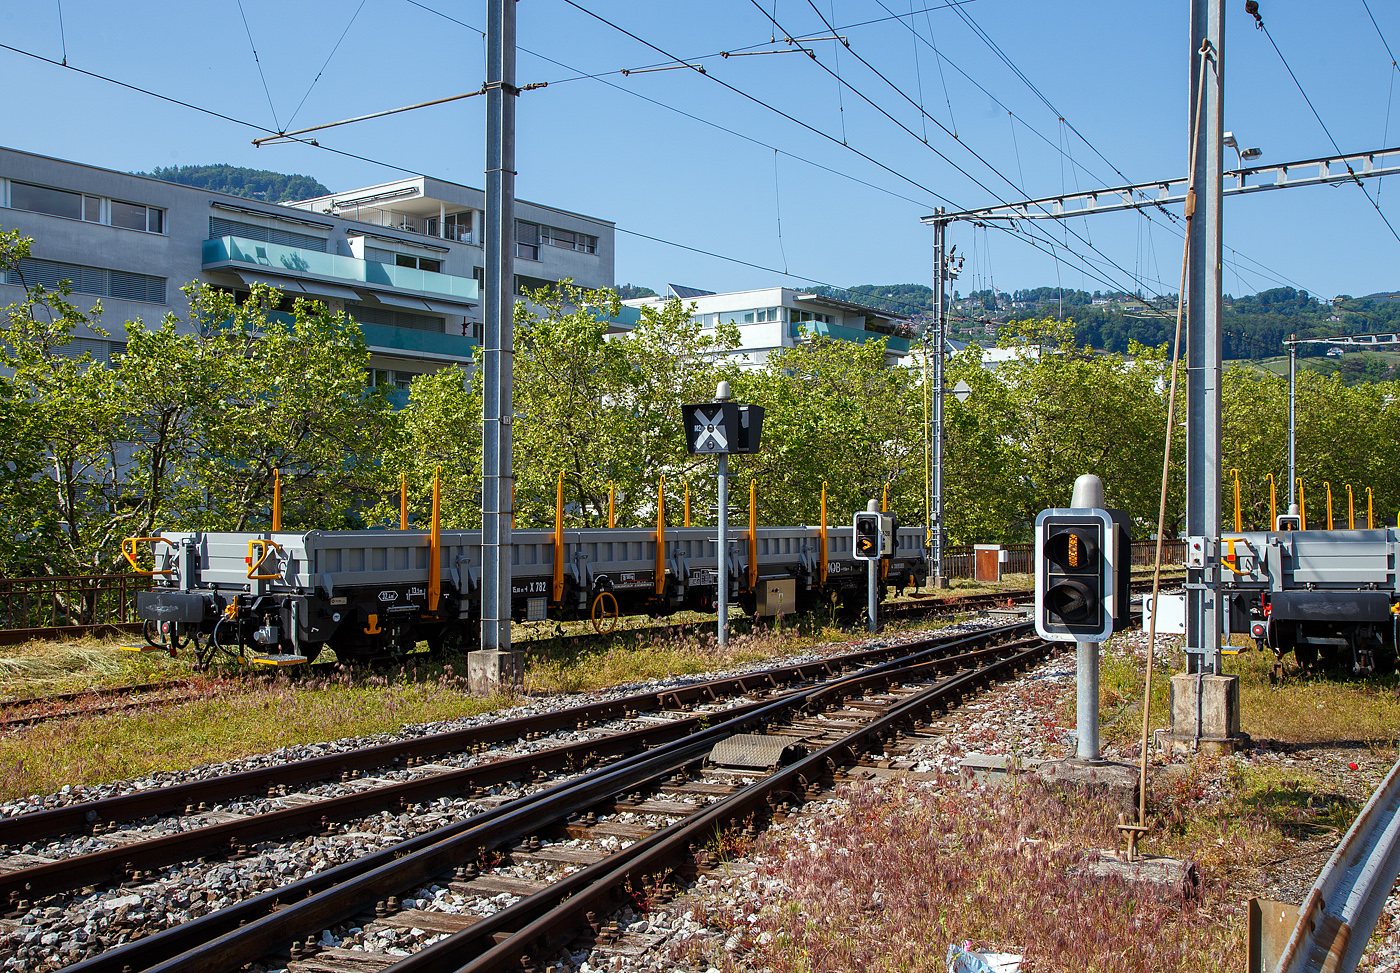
left=0, top=231, right=390, bottom=575
left=730, top=334, right=923, bottom=528
left=1222, top=364, right=1400, bottom=530
left=135, top=164, right=331, bottom=203
left=612, top=283, right=658, bottom=300
left=509, top=282, right=739, bottom=529
left=365, top=364, right=483, bottom=530
left=810, top=283, right=934, bottom=317
left=5, top=219, right=1400, bottom=578
left=943, top=319, right=1179, bottom=541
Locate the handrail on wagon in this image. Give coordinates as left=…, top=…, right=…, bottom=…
left=121, top=537, right=175, bottom=577
left=246, top=539, right=285, bottom=580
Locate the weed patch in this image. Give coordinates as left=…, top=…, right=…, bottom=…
left=705, top=776, right=1240, bottom=973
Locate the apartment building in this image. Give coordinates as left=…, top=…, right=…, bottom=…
left=623, top=284, right=917, bottom=367
left=0, top=147, right=616, bottom=391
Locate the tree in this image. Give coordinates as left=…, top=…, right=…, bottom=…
left=179, top=284, right=393, bottom=532
left=0, top=234, right=393, bottom=575
left=944, top=319, right=1178, bottom=542
left=366, top=364, right=483, bottom=530
left=509, top=284, right=738, bottom=530
left=137, top=165, right=331, bottom=202
left=730, top=334, right=924, bottom=529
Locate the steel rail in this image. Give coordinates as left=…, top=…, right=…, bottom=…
left=1276, top=753, right=1400, bottom=973
left=0, top=625, right=1029, bottom=902
left=396, top=638, right=1056, bottom=973
left=0, top=622, right=1016, bottom=847
left=44, top=627, right=1028, bottom=973
left=64, top=634, right=992, bottom=973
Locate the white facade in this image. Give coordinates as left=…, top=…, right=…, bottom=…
left=624, top=285, right=915, bottom=368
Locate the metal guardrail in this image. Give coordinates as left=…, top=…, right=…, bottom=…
left=0, top=574, right=150, bottom=644
left=941, top=540, right=1185, bottom=578
left=1254, top=753, right=1400, bottom=973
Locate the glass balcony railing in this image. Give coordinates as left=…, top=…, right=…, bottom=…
left=202, top=236, right=478, bottom=303
left=792, top=321, right=910, bottom=354
left=357, top=323, right=478, bottom=359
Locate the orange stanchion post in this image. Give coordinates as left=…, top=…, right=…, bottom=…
left=428, top=467, right=441, bottom=612
left=552, top=471, right=565, bottom=603
left=272, top=469, right=281, bottom=531
left=655, top=477, right=666, bottom=596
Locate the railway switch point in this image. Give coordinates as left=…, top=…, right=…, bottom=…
left=1159, top=673, right=1249, bottom=755
left=468, top=648, right=525, bottom=695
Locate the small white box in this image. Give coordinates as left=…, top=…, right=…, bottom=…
left=1142, top=593, right=1186, bottom=635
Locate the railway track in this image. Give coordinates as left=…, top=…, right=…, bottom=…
left=0, top=619, right=1048, bottom=973
left=0, top=679, right=215, bottom=730
left=0, top=574, right=1180, bottom=733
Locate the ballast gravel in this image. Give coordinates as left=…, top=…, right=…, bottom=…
left=0, top=616, right=1005, bottom=973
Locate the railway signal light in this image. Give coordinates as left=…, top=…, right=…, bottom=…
left=853, top=512, right=881, bottom=561
left=1035, top=508, right=1124, bottom=642
left=680, top=403, right=764, bottom=455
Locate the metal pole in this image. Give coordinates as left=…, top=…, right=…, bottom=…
left=1186, top=0, right=1224, bottom=676
left=1288, top=335, right=1297, bottom=505
left=866, top=499, right=879, bottom=633
left=931, top=214, right=947, bottom=587
left=1071, top=473, right=1103, bottom=763
left=481, top=0, right=516, bottom=654
left=715, top=382, right=730, bottom=648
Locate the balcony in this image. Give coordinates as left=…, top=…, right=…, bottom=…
left=793, top=321, right=910, bottom=354
left=202, top=236, right=478, bottom=306
left=358, top=323, right=478, bottom=361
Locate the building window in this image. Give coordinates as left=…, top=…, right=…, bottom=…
left=5, top=257, right=166, bottom=304
left=111, top=199, right=163, bottom=233
left=427, top=210, right=472, bottom=244
left=394, top=254, right=442, bottom=273
left=10, top=182, right=83, bottom=220
left=540, top=225, right=598, bottom=254
left=790, top=309, right=833, bottom=325
left=8, top=181, right=165, bottom=234
left=514, top=274, right=556, bottom=297
left=742, top=307, right=782, bottom=324
left=345, top=302, right=445, bottom=333
left=370, top=369, right=419, bottom=392
left=515, top=221, right=540, bottom=260
left=210, top=217, right=327, bottom=251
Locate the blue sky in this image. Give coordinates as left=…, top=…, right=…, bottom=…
left=5, top=1, right=1399, bottom=302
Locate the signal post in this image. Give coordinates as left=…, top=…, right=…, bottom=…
left=1034, top=474, right=1139, bottom=810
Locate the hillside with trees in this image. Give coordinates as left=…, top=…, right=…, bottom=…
left=136, top=165, right=331, bottom=203
left=817, top=280, right=1399, bottom=382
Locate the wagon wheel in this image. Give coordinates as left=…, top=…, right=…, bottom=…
left=590, top=592, right=620, bottom=634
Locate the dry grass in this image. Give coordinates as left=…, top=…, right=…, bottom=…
left=0, top=667, right=510, bottom=802
left=701, top=775, right=1241, bottom=973
left=0, top=637, right=193, bottom=700
left=1096, top=632, right=1400, bottom=749
left=0, top=608, right=958, bottom=803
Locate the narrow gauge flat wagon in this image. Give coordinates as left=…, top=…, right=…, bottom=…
left=1221, top=526, right=1400, bottom=672
left=131, top=516, right=927, bottom=667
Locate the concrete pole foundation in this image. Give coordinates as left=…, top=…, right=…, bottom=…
left=468, top=649, right=525, bottom=696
